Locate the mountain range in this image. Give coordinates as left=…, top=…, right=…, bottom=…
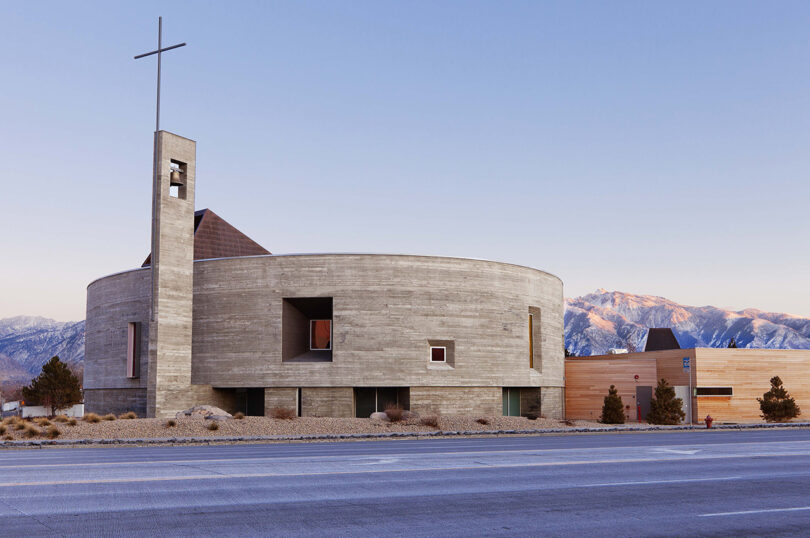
left=1, top=290, right=809, bottom=390
left=565, top=289, right=810, bottom=356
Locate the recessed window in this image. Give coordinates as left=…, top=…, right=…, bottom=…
left=696, top=387, right=733, bottom=397
left=126, top=322, right=140, bottom=379
left=430, top=346, right=446, bottom=362
left=310, top=320, right=332, bottom=351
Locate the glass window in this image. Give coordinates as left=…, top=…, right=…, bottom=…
left=695, top=387, right=733, bottom=396
left=430, top=346, right=446, bottom=362
left=310, top=320, right=331, bottom=350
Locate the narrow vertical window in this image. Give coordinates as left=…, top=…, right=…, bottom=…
left=126, top=322, right=140, bottom=378
left=528, top=306, right=541, bottom=372
left=529, top=314, right=534, bottom=368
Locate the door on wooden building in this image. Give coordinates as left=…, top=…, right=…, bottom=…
left=502, top=388, right=521, bottom=416
left=636, top=386, right=652, bottom=421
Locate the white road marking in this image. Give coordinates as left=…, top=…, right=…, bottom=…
left=701, top=506, right=810, bottom=517
left=652, top=448, right=700, bottom=455
left=586, top=476, right=741, bottom=487
left=353, top=458, right=400, bottom=465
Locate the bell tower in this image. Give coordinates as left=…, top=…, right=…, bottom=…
left=147, top=131, right=196, bottom=418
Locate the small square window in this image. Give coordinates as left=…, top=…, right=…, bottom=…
left=310, top=320, right=332, bottom=351
left=430, top=346, right=446, bottom=362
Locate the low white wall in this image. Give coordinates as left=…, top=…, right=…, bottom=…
left=22, top=403, right=84, bottom=418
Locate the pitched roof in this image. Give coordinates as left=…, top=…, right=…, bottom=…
left=644, top=328, right=681, bottom=352
left=141, top=208, right=270, bottom=267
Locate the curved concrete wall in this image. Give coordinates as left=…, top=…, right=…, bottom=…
left=85, top=254, right=564, bottom=414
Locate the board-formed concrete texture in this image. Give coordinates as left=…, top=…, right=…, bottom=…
left=86, top=253, right=564, bottom=418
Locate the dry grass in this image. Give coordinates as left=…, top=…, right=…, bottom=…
left=233, top=412, right=245, bottom=420
left=207, top=421, right=219, bottom=431
left=34, top=417, right=52, bottom=427
left=119, top=411, right=137, bottom=420
left=475, top=417, right=490, bottom=425
left=45, top=426, right=60, bottom=439
left=14, top=420, right=27, bottom=431
left=419, top=415, right=439, bottom=428
left=2, top=435, right=11, bottom=441
left=384, top=404, right=404, bottom=423
left=53, top=415, right=70, bottom=423
left=23, top=423, right=41, bottom=438
left=0, top=424, right=6, bottom=435
left=67, top=418, right=78, bottom=426
left=269, top=407, right=296, bottom=420
left=84, top=413, right=101, bottom=423
left=1, top=417, right=16, bottom=426
left=102, top=414, right=116, bottom=421
left=165, top=419, right=177, bottom=428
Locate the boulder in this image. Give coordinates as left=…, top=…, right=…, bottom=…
left=369, top=412, right=389, bottom=421
left=176, top=405, right=233, bottom=421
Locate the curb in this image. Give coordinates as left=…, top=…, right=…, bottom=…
left=2, top=422, right=810, bottom=448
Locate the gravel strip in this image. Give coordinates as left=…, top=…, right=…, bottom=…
left=2, top=416, right=809, bottom=448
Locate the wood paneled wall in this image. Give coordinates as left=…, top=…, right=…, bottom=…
left=695, top=349, right=810, bottom=423
left=565, top=357, right=657, bottom=421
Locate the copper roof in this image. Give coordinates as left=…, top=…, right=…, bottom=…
left=141, top=208, right=270, bottom=267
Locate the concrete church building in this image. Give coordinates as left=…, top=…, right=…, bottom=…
left=84, top=132, right=565, bottom=419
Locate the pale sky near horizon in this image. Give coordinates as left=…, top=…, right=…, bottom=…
left=1, top=1, right=809, bottom=322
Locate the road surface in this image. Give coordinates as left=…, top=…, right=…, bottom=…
left=2, top=430, right=810, bottom=536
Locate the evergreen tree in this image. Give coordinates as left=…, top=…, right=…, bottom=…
left=600, top=385, right=625, bottom=424
left=22, top=356, right=82, bottom=416
left=646, top=378, right=685, bottom=425
left=564, top=348, right=574, bottom=358
left=728, top=337, right=737, bottom=348
left=758, top=376, right=801, bottom=422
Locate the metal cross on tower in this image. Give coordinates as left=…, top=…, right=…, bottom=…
left=134, top=16, right=186, bottom=132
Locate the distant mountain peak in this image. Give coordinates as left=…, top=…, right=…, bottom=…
left=565, top=290, right=810, bottom=356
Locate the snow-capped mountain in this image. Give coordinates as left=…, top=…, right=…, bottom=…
left=565, top=290, right=810, bottom=356
left=0, top=316, right=85, bottom=385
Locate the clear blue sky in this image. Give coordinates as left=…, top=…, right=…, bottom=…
left=2, top=1, right=809, bottom=321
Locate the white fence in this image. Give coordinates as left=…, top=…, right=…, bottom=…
left=21, top=404, right=85, bottom=418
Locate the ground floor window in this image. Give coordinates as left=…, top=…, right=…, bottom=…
left=695, top=387, right=733, bottom=396
left=354, top=387, right=410, bottom=418
left=503, top=388, right=521, bottom=416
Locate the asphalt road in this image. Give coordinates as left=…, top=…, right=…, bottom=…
left=2, top=430, right=810, bottom=536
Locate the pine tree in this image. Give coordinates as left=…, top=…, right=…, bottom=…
left=728, top=337, right=737, bottom=348
left=600, top=385, right=625, bottom=424
left=22, top=356, right=82, bottom=416
left=646, top=378, right=685, bottom=425
left=758, top=376, right=801, bottom=422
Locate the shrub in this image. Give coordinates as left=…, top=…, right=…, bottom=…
left=119, top=411, right=137, bottom=420
left=67, top=418, right=77, bottom=426
left=475, top=417, right=490, bottom=425
left=14, top=420, right=27, bottom=431
left=84, top=413, right=101, bottom=423
left=102, top=414, right=116, bottom=421
left=2, top=435, right=11, bottom=441
left=53, top=415, right=69, bottom=423
left=646, top=378, right=685, bottom=425
left=758, top=376, right=801, bottom=422
left=270, top=407, right=296, bottom=420
left=233, top=412, right=245, bottom=420
left=207, top=421, right=219, bottom=431
left=0, top=425, right=6, bottom=435
left=45, top=426, right=60, bottom=439
left=384, top=404, right=404, bottom=423
left=34, top=418, right=52, bottom=427
left=600, top=385, right=625, bottom=424
left=165, top=419, right=177, bottom=428
left=22, top=356, right=82, bottom=417
left=420, top=415, right=439, bottom=428
left=23, top=424, right=41, bottom=438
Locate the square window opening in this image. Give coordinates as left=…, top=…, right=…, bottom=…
left=430, top=346, right=446, bottom=362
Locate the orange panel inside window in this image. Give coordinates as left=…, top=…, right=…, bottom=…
left=311, top=320, right=331, bottom=350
